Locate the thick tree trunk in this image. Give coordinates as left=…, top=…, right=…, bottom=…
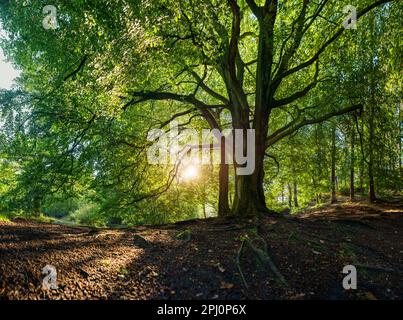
left=331, top=125, right=337, bottom=203
left=223, top=4, right=277, bottom=218
left=230, top=9, right=278, bottom=218
left=222, top=67, right=269, bottom=217
left=350, top=126, right=355, bottom=200
left=232, top=145, right=268, bottom=216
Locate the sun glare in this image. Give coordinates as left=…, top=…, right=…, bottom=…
left=182, top=165, right=198, bottom=181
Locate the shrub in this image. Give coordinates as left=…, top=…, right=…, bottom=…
left=0, top=213, right=10, bottom=222
left=68, top=202, right=106, bottom=227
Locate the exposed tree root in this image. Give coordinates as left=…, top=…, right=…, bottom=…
left=244, top=236, right=289, bottom=287
left=236, top=233, right=288, bottom=288
left=235, top=239, right=249, bottom=289
left=174, top=229, right=192, bottom=242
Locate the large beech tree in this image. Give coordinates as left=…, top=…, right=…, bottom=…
left=0, top=0, right=397, bottom=217
left=126, top=0, right=392, bottom=216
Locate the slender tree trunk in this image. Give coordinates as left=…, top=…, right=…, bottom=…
left=31, top=195, right=42, bottom=217
left=218, top=136, right=230, bottom=216
left=331, top=124, right=337, bottom=203
left=218, top=162, right=230, bottom=216
left=368, top=89, right=376, bottom=202
left=368, top=146, right=376, bottom=202
left=201, top=110, right=230, bottom=217
left=288, top=183, right=292, bottom=208
left=368, top=91, right=376, bottom=202
left=229, top=189, right=233, bottom=206
left=293, top=182, right=299, bottom=207
left=399, top=102, right=402, bottom=193
left=368, top=15, right=377, bottom=203
left=359, top=156, right=364, bottom=194
left=350, top=125, right=355, bottom=200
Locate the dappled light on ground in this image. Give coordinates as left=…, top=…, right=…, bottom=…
left=1, top=199, right=402, bottom=300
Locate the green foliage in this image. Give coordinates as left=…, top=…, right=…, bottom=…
left=0, top=1, right=400, bottom=223
left=67, top=201, right=105, bottom=227
left=42, top=198, right=81, bottom=219
left=0, top=213, right=10, bottom=222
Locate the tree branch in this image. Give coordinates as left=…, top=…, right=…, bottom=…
left=158, top=108, right=197, bottom=128
left=189, top=70, right=229, bottom=105
left=63, top=55, right=88, bottom=81
left=126, top=91, right=226, bottom=111
left=273, top=61, right=320, bottom=107
left=266, top=104, right=363, bottom=147
left=273, top=0, right=309, bottom=80
left=273, top=0, right=392, bottom=84
left=245, top=0, right=261, bottom=18
left=228, top=0, right=242, bottom=82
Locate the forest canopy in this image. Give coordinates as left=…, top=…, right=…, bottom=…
left=0, top=0, right=401, bottom=226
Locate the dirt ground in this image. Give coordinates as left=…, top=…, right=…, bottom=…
left=0, top=198, right=402, bottom=300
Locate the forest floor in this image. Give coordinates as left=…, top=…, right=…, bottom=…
left=0, top=197, right=402, bottom=300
